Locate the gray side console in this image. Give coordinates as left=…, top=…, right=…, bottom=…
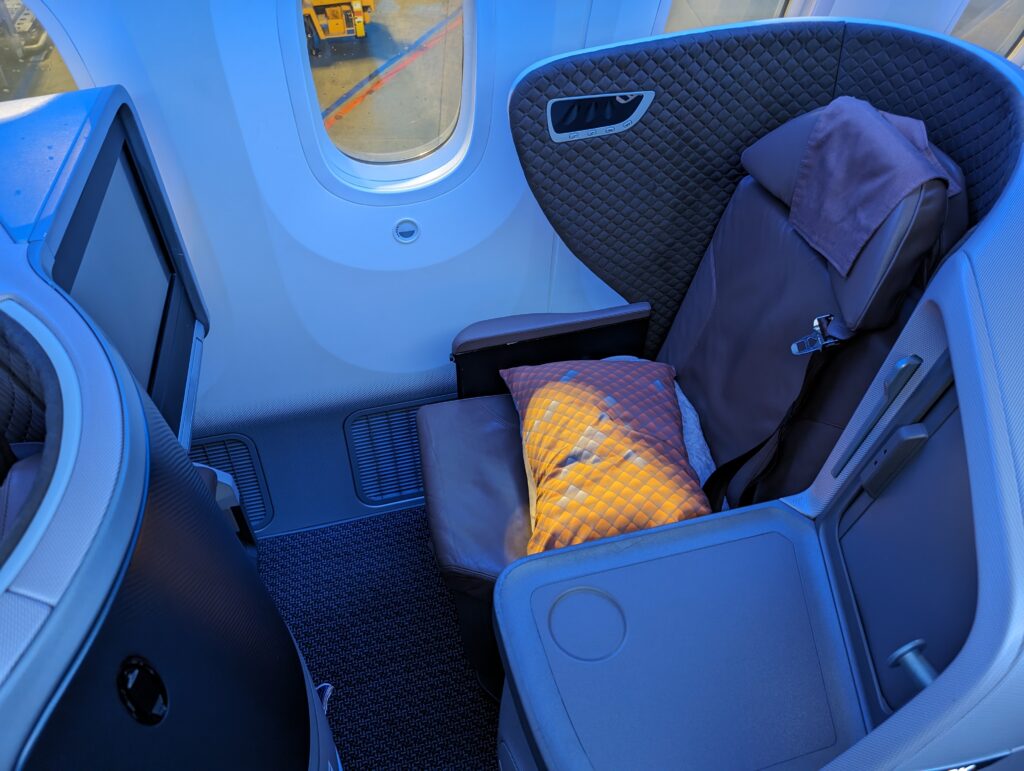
left=495, top=504, right=865, bottom=770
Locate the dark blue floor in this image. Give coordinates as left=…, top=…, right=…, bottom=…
left=258, top=507, right=499, bottom=770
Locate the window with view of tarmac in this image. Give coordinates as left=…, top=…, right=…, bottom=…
left=0, top=2, right=76, bottom=103
left=303, top=0, right=464, bottom=164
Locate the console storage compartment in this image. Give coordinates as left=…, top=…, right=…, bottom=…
left=836, top=387, right=977, bottom=715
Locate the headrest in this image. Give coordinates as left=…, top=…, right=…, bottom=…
left=740, top=109, right=820, bottom=207
left=833, top=144, right=968, bottom=331
left=741, top=97, right=967, bottom=331
left=743, top=98, right=960, bottom=216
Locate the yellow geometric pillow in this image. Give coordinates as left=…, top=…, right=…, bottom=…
left=500, top=360, right=710, bottom=554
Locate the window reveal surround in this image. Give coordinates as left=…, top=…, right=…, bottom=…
left=279, top=0, right=493, bottom=202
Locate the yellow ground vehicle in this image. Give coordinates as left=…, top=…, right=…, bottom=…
left=302, top=1, right=373, bottom=56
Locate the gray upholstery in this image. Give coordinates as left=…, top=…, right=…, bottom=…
left=0, top=453, right=42, bottom=541
left=417, top=396, right=529, bottom=600
left=510, top=24, right=845, bottom=355
left=452, top=302, right=650, bottom=355
left=659, top=136, right=963, bottom=471
left=836, top=22, right=1022, bottom=224
left=423, top=98, right=968, bottom=679
left=788, top=98, right=959, bottom=276
left=657, top=176, right=838, bottom=466
left=0, top=315, right=59, bottom=561
left=509, top=22, right=1021, bottom=356
left=0, top=323, right=48, bottom=468
left=831, top=179, right=949, bottom=331
left=739, top=110, right=819, bottom=207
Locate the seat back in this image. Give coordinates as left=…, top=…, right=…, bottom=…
left=658, top=104, right=969, bottom=502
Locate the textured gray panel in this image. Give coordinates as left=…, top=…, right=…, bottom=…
left=509, top=23, right=845, bottom=353
left=189, top=434, right=273, bottom=530
left=0, top=321, right=47, bottom=450
left=346, top=404, right=427, bottom=505
left=836, top=23, right=1022, bottom=223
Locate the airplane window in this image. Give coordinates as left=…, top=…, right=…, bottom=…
left=664, top=0, right=790, bottom=32
left=0, top=2, right=76, bottom=103
left=303, top=0, right=464, bottom=164
left=952, top=0, right=1024, bottom=57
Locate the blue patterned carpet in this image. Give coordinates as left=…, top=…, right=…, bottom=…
left=258, top=507, right=499, bottom=770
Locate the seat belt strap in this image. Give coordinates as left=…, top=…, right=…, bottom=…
left=702, top=316, right=848, bottom=510
left=701, top=433, right=774, bottom=511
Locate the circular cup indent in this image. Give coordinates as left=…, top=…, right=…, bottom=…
left=548, top=588, right=626, bottom=661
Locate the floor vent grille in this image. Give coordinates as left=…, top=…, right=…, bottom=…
left=189, top=434, right=273, bottom=530
left=346, top=402, right=433, bottom=505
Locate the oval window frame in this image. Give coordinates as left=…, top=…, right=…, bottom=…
left=7, top=2, right=91, bottom=97
left=279, top=0, right=493, bottom=200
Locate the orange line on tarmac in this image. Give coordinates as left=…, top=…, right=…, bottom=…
left=323, top=15, right=463, bottom=130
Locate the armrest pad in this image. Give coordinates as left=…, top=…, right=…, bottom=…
left=452, top=303, right=650, bottom=355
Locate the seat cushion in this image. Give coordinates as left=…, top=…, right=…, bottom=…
left=418, top=395, right=530, bottom=600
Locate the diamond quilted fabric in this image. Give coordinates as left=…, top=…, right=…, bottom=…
left=0, top=320, right=47, bottom=446
left=510, top=21, right=1024, bottom=356
left=510, top=23, right=846, bottom=355
left=500, top=360, right=710, bottom=554
left=836, top=23, right=1023, bottom=223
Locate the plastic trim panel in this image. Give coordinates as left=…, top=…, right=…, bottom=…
left=545, top=91, right=655, bottom=143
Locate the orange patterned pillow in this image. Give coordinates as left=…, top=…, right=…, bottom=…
left=500, top=360, right=711, bottom=554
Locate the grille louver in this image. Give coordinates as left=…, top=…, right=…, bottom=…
left=347, top=403, right=431, bottom=505
left=189, top=434, right=273, bottom=530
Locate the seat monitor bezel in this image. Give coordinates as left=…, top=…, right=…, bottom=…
left=48, top=107, right=205, bottom=437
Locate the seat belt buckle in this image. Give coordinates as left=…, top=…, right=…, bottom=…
left=791, top=314, right=843, bottom=356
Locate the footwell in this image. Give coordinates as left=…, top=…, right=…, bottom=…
left=258, top=507, right=499, bottom=770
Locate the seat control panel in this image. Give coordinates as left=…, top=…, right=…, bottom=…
left=547, top=91, right=655, bottom=143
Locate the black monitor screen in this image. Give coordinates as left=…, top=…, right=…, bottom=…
left=63, top=151, right=171, bottom=385
left=52, top=118, right=199, bottom=435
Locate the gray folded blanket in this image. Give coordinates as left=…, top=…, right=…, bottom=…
left=789, top=96, right=960, bottom=276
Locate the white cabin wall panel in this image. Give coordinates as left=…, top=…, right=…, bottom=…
left=38, top=0, right=269, bottom=422
left=816, top=0, right=970, bottom=31
left=33, top=0, right=237, bottom=282
left=199, top=0, right=628, bottom=427
left=41, top=0, right=631, bottom=432
left=584, top=0, right=668, bottom=45
left=549, top=239, right=629, bottom=311
left=265, top=196, right=560, bottom=374
left=30, top=2, right=96, bottom=88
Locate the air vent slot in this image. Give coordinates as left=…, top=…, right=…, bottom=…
left=345, top=399, right=447, bottom=506
left=189, top=434, right=273, bottom=530
left=547, top=91, right=654, bottom=143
